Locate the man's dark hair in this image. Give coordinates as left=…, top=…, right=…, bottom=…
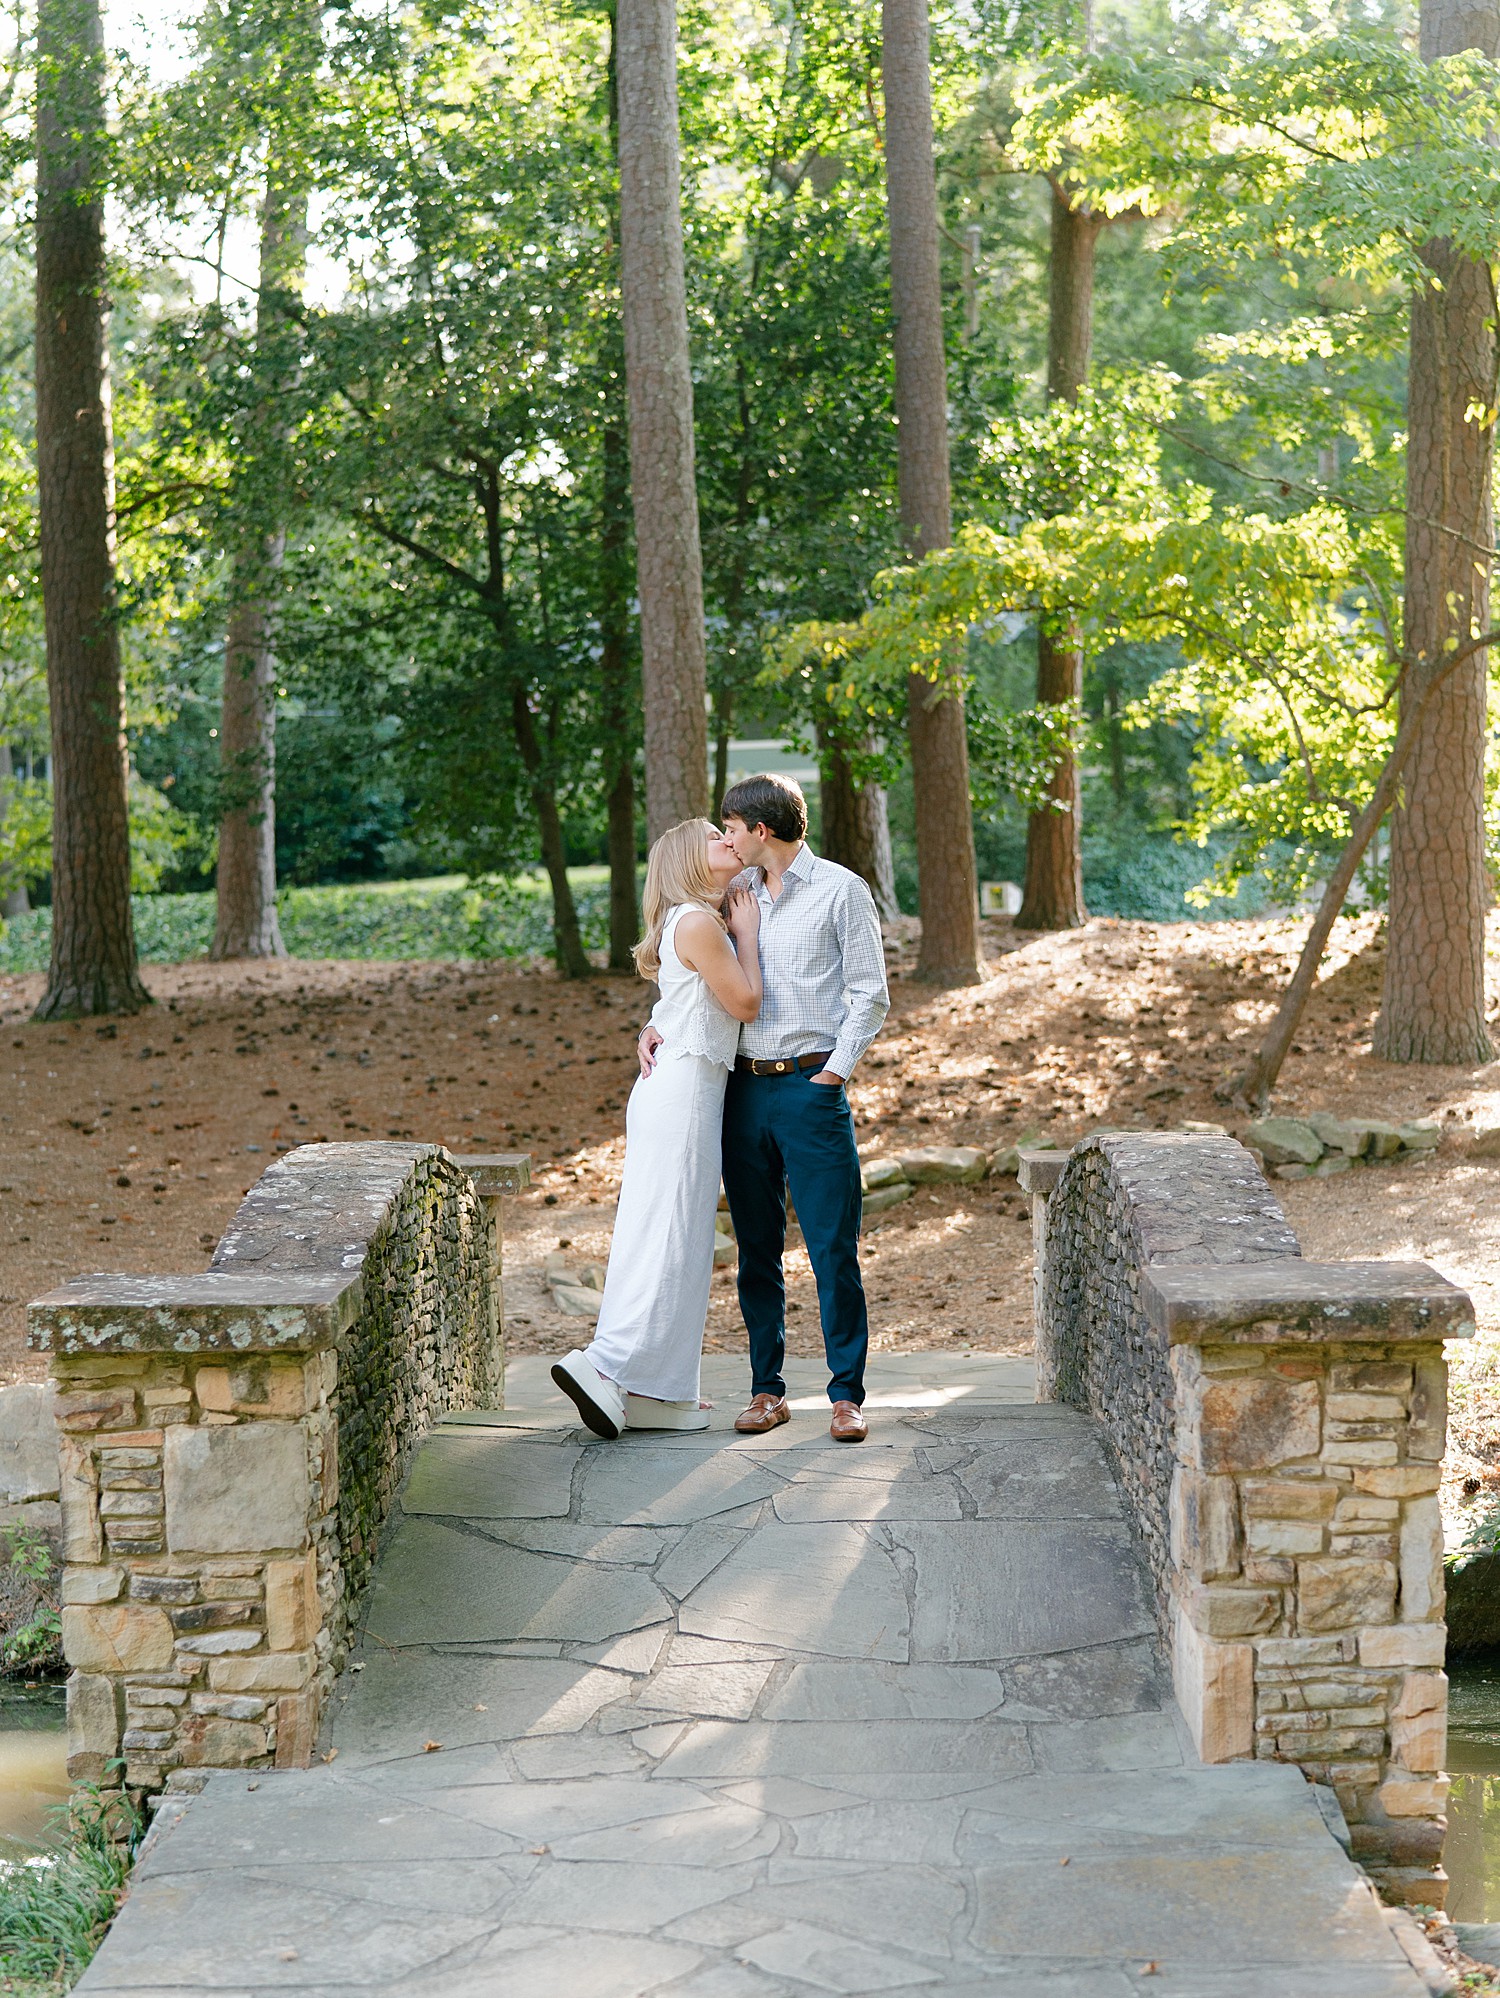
left=720, top=773, right=808, bottom=844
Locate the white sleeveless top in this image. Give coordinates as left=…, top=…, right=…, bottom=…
left=648, top=905, right=740, bottom=1070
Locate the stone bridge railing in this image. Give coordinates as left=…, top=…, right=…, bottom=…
left=27, top=1141, right=527, bottom=1799
left=1021, top=1131, right=1472, bottom=1906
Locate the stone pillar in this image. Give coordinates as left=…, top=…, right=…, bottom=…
left=1145, top=1261, right=1473, bottom=1906
left=30, top=1141, right=528, bottom=1801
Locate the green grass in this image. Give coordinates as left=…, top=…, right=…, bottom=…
left=0, top=1791, right=139, bottom=1996
left=0, top=873, right=620, bottom=973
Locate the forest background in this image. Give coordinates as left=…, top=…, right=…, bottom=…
left=0, top=0, right=1496, bottom=1015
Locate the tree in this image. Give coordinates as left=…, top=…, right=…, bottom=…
left=880, top=0, right=983, bottom=985
left=33, top=0, right=148, bottom=1018
left=210, top=167, right=306, bottom=960
left=616, top=0, right=708, bottom=839
left=600, top=5, right=640, bottom=972
left=1372, top=0, right=1498, bottom=1065
left=816, top=718, right=899, bottom=916
left=1014, top=177, right=1100, bottom=930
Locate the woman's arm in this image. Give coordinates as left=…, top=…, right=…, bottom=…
left=675, top=902, right=762, bottom=1022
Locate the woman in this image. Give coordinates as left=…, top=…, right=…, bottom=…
left=551, top=819, right=761, bottom=1438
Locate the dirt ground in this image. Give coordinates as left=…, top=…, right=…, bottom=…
left=4, top=908, right=1500, bottom=1467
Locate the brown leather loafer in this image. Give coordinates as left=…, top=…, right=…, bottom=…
left=734, top=1393, right=790, bottom=1435
left=830, top=1400, right=868, bottom=1443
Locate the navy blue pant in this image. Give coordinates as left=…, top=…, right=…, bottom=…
left=721, top=1065, right=868, bottom=1407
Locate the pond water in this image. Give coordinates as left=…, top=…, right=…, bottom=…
left=0, top=1684, right=68, bottom=1854
left=1443, top=1660, right=1500, bottom=1921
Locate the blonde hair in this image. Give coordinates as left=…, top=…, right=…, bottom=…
left=633, top=818, right=726, bottom=979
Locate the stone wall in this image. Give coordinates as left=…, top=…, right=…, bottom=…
left=28, top=1142, right=526, bottom=1797
left=1023, top=1132, right=1474, bottom=1905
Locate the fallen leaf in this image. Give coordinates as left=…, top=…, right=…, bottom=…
left=529, top=1845, right=549, bottom=1856
left=1059, top=1856, right=1070, bottom=1866
left=473, top=1703, right=488, bottom=1712
left=279, top=1951, right=299, bottom=1963
left=1140, top=1965, right=1159, bottom=1977
left=422, top=1739, right=443, bottom=1753
left=323, top=1748, right=339, bottom=1763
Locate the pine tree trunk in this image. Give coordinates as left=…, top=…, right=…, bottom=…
left=601, top=409, right=638, bottom=972
left=33, top=0, right=147, bottom=1019
left=1018, top=624, right=1086, bottom=928
left=1017, top=181, right=1100, bottom=932
left=816, top=721, right=898, bottom=920
left=616, top=0, right=708, bottom=840
left=510, top=687, right=591, bottom=979
left=880, top=0, right=982, bottom=986
left=600, top=7, right=639, bottom=973
left=711, top=687, right=732, bottom=818
left=211, top=175, right=306, bottom=962
left=1372, top=0, right=1498, bottom=1063
left=0, top=745, right=30, bottom=918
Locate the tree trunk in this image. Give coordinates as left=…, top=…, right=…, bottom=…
left=880, top=0, right=982, bottom=986
left=599, top=7, right=639, bottom=973
left=616, top=0, right=708, bottom=840
left=33, top=0, right=147, bottom=1019
left=1018, top=624, right=1086, bottom=928
left=211, top=173, right=307, bottom=961
left=1372, top=0, right=1499, bottom=1065
left=1017, top=181, right=1100, bottom=932
left=711, top=685, right=732, bottom=817
left=510, top=687, right=591, bottom=979
left=600, top=402, right=638, bottom=972
left=816, top=720, right=899, bottom=920
left=0, top=745, right=31, bottom=919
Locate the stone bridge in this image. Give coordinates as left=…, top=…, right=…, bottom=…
left=26, top=1133, right=1471, bottom=1995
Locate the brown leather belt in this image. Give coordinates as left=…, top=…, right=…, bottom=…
left=735, top=1051, right=832, bottom=1077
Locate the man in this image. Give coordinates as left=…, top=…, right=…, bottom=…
left=639, top=773, right=889, bottom=1441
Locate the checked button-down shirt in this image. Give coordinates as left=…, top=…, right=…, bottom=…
left=737, top=844, right=890, bottom=1080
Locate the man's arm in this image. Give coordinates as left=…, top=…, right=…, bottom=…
left=826, top=874, right=890, bottom=1082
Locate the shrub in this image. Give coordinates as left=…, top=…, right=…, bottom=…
left=0, top=1789, right=140, bottom=1995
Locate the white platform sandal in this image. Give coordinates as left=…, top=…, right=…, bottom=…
left=623, top=1393, right=711, bottom=1432
left=551, top=1351, right=626, bottom=1440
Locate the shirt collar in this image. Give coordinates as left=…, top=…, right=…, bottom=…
left=755, top=843, right=815, bottom=899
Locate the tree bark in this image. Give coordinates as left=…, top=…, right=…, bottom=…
left=510, top=686, right=591, bottom=979
left=1017, top=181, right=1101, bottom=932
left=0, top=745, right=30, bottom=918
left=616, top=0, right=708, bottom=840
left=599, top=6, right=639, bottom=973
left=1371, top=0, right=1499, bottom=1065
left=211, top=173, right=307, bottom=961
left=816, top=719, right=899, bottom=919
left=33, top=0, right=147, bottom=1019
left=1018, top=624, right=1086, bottom=928
left=880, top=0, right=982, bottom=985
left=601, top=405, right=638, bottom=971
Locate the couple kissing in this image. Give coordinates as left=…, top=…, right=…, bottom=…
left=551, top=771, right=890, bottom=1445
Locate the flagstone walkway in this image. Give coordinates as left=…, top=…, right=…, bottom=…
left=80, top=1355, right=1430, bottom=1997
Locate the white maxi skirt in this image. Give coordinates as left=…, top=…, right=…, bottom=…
left=583, top=1051, right=727, bottom=1403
